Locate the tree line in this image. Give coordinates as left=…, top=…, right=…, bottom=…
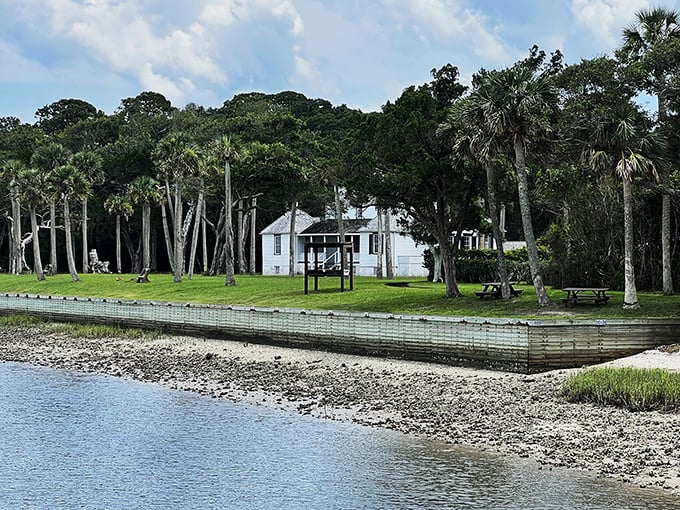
left=1, top=7, right=680, bottom=309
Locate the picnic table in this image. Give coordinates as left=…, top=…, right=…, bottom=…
left=561, top=287, right=610, bottom=306
left=475, top=282, right=523, bottom=299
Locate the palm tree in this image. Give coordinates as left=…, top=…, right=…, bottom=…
left=1, top=159, right=25, bottom=275
left=153, top=133, right=200, bottom=283
left=587, top=115, right=660, bottom=309
left=51, top=163, right=90, bottom=282
left=127, top=175, right=161, bottom=272
left=187, top=152, right=217, bottom=280
left=104, top=193, right=134, bottom=274
left=17, top=166, right=47, bottom=281
left=209, top=135, right=241, bottom=287
left=71, top=150, right=103, bottom=273
left=444, top=98, right=512, bottom=299
left=618, top=7, right=680, bottom=295
left=31, top=143, right=69, bottom=275
left=470, top=61, right=557, bottom=306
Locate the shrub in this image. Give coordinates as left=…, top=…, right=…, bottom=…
left=561, top=366, right=680, bottom=412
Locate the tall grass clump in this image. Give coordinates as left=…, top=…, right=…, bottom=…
left=0, top=314, right=44, bottom=327
left=562, top=366, right=680, bottom=412
left=42, top=322, right=160, bottom=340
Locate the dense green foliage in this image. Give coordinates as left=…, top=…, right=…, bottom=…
left=562, top=367, right=680, bottom=412
left=1, top=7, right=680, bottom=308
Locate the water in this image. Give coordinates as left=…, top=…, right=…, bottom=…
left=0, top=362, right=679, bottom=509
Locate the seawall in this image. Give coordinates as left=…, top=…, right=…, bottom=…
left=1, top=293, right=678, bottom=373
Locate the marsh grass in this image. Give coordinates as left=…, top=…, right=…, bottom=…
left=0, top=273, right=678, bottom=319
left=41, top=322, right=160, bottom=340
left=562, top=367, right=680, bottom=412
left=0, top=314, right=43, bottom=327
left=0, top=311, right=158, bottom=339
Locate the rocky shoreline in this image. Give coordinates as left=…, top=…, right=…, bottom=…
left=1, top=325, right=680, bottom=497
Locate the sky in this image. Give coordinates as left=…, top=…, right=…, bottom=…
left=1, top=0, right=677, bottom=124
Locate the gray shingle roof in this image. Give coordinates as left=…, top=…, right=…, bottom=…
left=300, top=218, right=370, bottom=235
left=260, top=210, right=318, bottom=235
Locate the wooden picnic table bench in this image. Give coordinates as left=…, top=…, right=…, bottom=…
left=475, top=282, right=523, bottom=299
left=561, top=287, right=610, bottom=306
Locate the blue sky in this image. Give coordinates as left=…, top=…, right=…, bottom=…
left=1, top=0, right=676, bottom=124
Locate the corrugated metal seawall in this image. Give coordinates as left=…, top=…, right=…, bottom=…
left=0, top=294, right=677, bottom=373
left=527, top=318, right=680, bottom=371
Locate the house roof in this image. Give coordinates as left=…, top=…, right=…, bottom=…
left=300, top=218, right=370, bottom=235
left=261, top=209, right=407, bottom=236
left=359, top=215, right=403, bottom=233
left=260, top=210, right=318, bottom=235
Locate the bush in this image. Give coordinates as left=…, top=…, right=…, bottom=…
left=423, top=247, right=554, bottom=284
left=561, top=366, right=680, bottom=412
left=455, top=247, right=551, bottom=284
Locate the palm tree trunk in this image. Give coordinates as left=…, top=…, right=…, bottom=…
left=201, top=199, right=209, bottom=275
left=173, top=179, right=184, bottom=283
left=238, top=199, right=247, bottom=274
left=376, top=209, right=384, bottom=279
left=81, top=197, right=89, bottom=273
left=662, top=192, right=673, bottom=294
left=30, top=207, right=45, bottom=281
left=288, top=202, right=297, bottom=277
left=188, top=183, right=204, bottom=280
left=224, top=161, right=236, bottom=286
left=49, top=201, right=57, bottom=275
left=142, top=204, right=151, bottom=270
left=384, top=209, right=394, bottom=279
left=484, top=159, right=511, bottom=299
left=513, top=136, right=550, bottom=306
left=161, top=201, right=175, bottom=274
left=334, top=185, right=346, bottom=272
left=63, top=199, right=80, bottom=282
left=11, top=196, right=22, bottom=275
left=209, top=207, right=225, bottom=276
left=115, top=214, right=122, bottom=273
left=622, top=177, right=640, bottom=309
left=249, top=197, right=257, bottom=276
left=658, top=92, right=673, bottom=295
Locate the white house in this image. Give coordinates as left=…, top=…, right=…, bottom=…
left=260, top=209, right=318, bottom=275
left=260, top=202, right=527, bottom=277
left=260, top=209, right=431, bottom=277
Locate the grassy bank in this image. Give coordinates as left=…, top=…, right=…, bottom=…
left=0, top=273, right=677, bottom=319
left=562, top=367, right=680, bottom=412
left=0, top=313, right=159, bottom=339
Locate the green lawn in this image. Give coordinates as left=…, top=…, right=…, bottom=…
left=0, top=273, right=677, bottom=319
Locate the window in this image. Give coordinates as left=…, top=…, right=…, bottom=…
left=369, top=233, right=381, bottom=255
left=274, top=234, right=281, bottom=255
left=461, top=235, right=476, bottom=250
left=345, top=235, right=360, bottom=253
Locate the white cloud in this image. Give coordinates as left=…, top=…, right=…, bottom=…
left=388, top=0, right=513, bottom=64
left=0, top=41, right=50, bottom=82
left=410, top=0, right=508, bottom=62
left=18, top=0, right=226, bottom=105
left=570, top=0, right=651, bottom=47
left=199, top=0, right=303, bottom=35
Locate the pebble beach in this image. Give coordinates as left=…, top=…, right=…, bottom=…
left=1, top=325, right=680, bottom=497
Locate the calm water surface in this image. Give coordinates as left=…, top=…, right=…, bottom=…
left=0, top=361, right=679, bottom=510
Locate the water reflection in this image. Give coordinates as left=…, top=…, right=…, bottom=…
left=0, top=361, right=678, bottom=509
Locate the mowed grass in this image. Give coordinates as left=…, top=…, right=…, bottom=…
left=0, top=272, right=679, bottom=319
left=562, top=367, right=680, bottom=412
